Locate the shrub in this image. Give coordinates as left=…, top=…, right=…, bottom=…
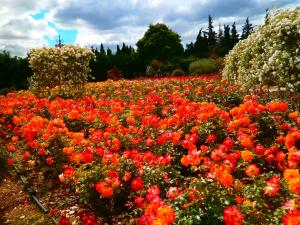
left=106, top=66, right=123, bottom=80
left=28, top=45, right=95, bottom=97
left=171, top=68, right=185, bottom=76
left=223, top=7, right=300, bottom=93
left=189, top=58, right=219, bottom=75
left=146, top=59, right=163, bottom=77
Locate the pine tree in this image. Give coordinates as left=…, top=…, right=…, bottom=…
left=220, top=24, right=231, bottom=56
left=100, top=44, right=106, bottom=54
left=216, top=24, right=224, bottom=56
left=207, top=15, right=217, bottom=51
left=241, top=17, right=254, bottom=40
left=194, top=28, right=209, bottom=58
left=116, top=45, right=121, bottom=54
left=230, top=22, right=239, bottom=48
left=107, top=48, right=112, bottom=56
left=217, top=24, right=223, bottom=42
left=185, top=42, right=195, bottom=56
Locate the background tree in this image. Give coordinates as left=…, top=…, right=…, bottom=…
left=207, top=15, right=217, bottom=53
left=220, top=25, right=232, bottom=56
left=100, top=44, right=106, bottom=54
left=216, top=24, right=224, bottom=56
left=193, top=29, right=209, bottom=58
left=241, top=17, right=254, bottom=40
left=230, top=22, right=239, bottom=48
left=136, top=23, right=184, bottom=64
left=0, top=51, right=31, bottom=91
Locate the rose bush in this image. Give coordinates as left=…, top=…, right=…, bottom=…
left=0, top=75, right=299, bottom=224
left=223, top=7, right=300, bottom=107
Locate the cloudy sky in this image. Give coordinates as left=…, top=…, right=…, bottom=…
left=0, top=0, right=299, bottom=56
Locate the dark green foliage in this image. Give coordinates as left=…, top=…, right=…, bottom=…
left=0, top=51, right=32, bottom=90
left=207, top=15, right=217, bottom=50
left=189, top=58, right=220, bottom=75
left=256, top=114, right=278, bottom=147
left=171, top=68, right=185, bottom=76
left=241, top=17, right=254, bottom=40
left=230, top=22, right=239, bottom=48
left=136, top=23, right=184, bottom=64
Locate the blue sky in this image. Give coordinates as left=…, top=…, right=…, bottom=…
left=0, top=0, right=299, bottom=56
left=31, top=10, right=78, bottom=47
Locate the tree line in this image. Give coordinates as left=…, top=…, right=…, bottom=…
left=0, top=15, right=254, bottom=90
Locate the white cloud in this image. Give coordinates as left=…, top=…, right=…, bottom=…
left=0, top=0, right=299, bottom=56
left=0, top=0, right=58, bottom=56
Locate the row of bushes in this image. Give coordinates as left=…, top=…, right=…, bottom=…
left=146, top=58, right=223, bottom=77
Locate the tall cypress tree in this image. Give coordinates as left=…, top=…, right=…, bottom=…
left=107, top=48, right=112, bottom=56
left=100, top=43, right=106, bottom=55
left=207, top=15, right=217, bottom=51
left=216, top=24, right=224, bottom=56
left=116, top=45, right=121, bottom=54
left=194, top=28, right=209, bottom=58
left=221, top=24, right=231, bottom=56
left=230, top=22, right=239, bottom=48
left=184, top=42, right=194, bottom=56
left=241, top=17, right=254, bottom=40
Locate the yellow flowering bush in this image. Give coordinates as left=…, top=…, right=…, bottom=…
left=223, top=7, right=300, bottom=94
left=28, top=45, right=95, bottom=97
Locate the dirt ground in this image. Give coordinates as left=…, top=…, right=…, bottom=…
left=0, top=176, right=53, bottom=225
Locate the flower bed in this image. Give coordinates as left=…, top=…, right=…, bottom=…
left=0, top=76, right=299, bottom=224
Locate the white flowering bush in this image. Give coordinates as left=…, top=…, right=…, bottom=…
left=223, top=7, right=300, bottom=94
left=29, top=45, right=95, bottom=97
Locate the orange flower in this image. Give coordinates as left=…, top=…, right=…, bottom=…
left=63, top=147, right=74, bottom=155
left=268, top=101, right=288, bottom=112
left=288, top=177, right=300, bottom=195
left=152, top=218, right=168, bottom=225
left=67, top=109, right=82, bottom=120
left=239, top=135, right=254, bottom=150
left=95, top=181, right=113, bottom=198
left=245, top=164, right=260, bottom=178
left=235, top=196, right=243, bottom=204
left=241, top=150, right=254, bottom=162
left=285, top=131, right=300, bottom=149
left=219, top=172, right=233, bottom=187
left=156, top=205, right=176, bottom=224
left=11, top=136, right=19, bottom=142
left=289, top=112, right=299, bottom=120
left=284, top=169, right=299, bottom=182
left=180, top=155, right=189, bottom=167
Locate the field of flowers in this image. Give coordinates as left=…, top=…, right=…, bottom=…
left=0, top=75, right=299, bottom=225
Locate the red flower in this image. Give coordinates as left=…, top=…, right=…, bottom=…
left=134, top=196, right=146, bottom=208
left=45, top=157, right=54, bottom=165
left=58, top=216, right=72, bottom=225
left=64, top=167, right=76, bottom=178
left=95, top=181, right=113, bottom=198
left=282, top=210, right=300, bottom=225
left=235, top=196, right=243, bottom=204
left=38, top=148, right=46, bottom=156
left=223, top=206, right=245, bottom=225
left=206, top=134, right=217, bottom=143
left=7, top=159, right=14, bottom=166
left=131, top=177, right=144, bottom=191
left=23, top=151, right=31, bottom=160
